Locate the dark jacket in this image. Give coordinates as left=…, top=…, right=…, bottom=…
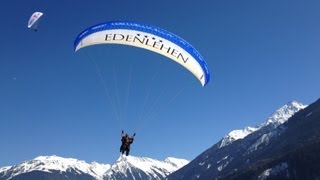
left=121, top=132, right=135, bottom=148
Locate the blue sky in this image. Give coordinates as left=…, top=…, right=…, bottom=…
left=1, top=0, right=320, bottom=166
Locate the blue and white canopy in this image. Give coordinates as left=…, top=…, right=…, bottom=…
left=74, top=21, right=210, bottom=86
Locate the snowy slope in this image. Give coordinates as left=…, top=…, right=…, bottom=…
left=0, top=167, right=10, bottom=175
left=0, top=155, right=110, bottom=180
left=258, top=162, right=289, bottom=180
left=219, top=101, right=306, bottom=148
left=0, top=155, right=188, bottom=180
left=105, top=155, right=189, bottom=180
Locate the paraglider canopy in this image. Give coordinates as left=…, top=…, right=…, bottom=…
left=27, top=11, right=43, bottom=31
left=74, top=21, right=210, bottom=86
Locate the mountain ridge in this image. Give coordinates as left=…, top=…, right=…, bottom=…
left=219, top=101, right=306, bottom=148
left=168, top=100, right=309, bottom=179
left=0, top=155, right=188, bottom=180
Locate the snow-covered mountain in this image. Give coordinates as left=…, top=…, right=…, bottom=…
left=219, top=101, right=306, bottom=148
left=105, top=156, right=189, bottom=179
left=0, top=155, right=110, bottom=180
left=0, top=155, right=188, bottom=180
left=168, top=100, right=315, bottom=179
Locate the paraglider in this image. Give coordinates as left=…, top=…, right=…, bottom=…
left=74, top=21, right=210, bottom=86
left=73, top=21, right=210, bottom=156
left=27, top=12, right=43, bottom=31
